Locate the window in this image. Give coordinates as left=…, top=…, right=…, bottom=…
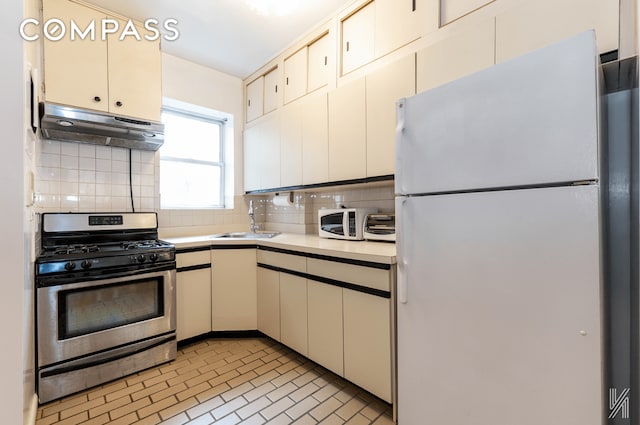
left=160, top=106, right=226, bottom=209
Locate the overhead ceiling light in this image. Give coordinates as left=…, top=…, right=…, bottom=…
left=244, top=0, right=304, bottom=17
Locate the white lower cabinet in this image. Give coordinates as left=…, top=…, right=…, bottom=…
left=211, top=248, right=257, bottom=331
left=279, top=273, right=308, bottom=356
left=343, top=288, right=392, bottom=403
left=257, top=267, right=281, bottom=340
left=176, top=250, right=212, bottom=341
left=307, top=279, right=344, bottom=376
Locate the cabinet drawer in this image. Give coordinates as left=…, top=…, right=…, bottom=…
left=307, top=258, right=390, bottom=292
left=176, top=250, right=211, bottom=268
left=257, top=250, right=306, bottom=273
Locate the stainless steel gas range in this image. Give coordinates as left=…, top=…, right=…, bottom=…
left=35, top=212, right=177, bottom=403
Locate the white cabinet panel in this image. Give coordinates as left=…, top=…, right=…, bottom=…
left=279, top=274, right=308, bottom=355
left=263, top=67, right=281, bottom=114
left=417, top=18, right=495, bottom=93
left=302, top=93, right=329, bottom=185
left=375, top=0, right=422, bottom=57
left=440, top=0, right=494, bottom=25
left=246, top=77, right=264, bottom=123
left=107, top=18, right=162, bottom=121
left=257, top=267, right=280, bottom=340
left=341, top=2, right=376, bottom=75
left=307, top=33, right=331, bottom=92
left=308, top=280, right=344, bottom=376
left=495, top=0, right=618, bottom=61
left=280, top=102, right=303, bottom=187
left=244, top=112, right=281, bottom=191
left=366, top=54, right=416, bottom=177
left=43, top=0, right=108, bottom=113
left=176, top=268, right=212, bottom=341
left=328, top=78, right=367, bottom=181
left=211, top=249, right=257, bottom=331
left=343, top=289, right=391, bottom=402
left=284, top=48, right=308, bottom=104
left=396, top=186, right=602, bottom=424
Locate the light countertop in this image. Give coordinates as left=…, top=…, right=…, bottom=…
left=163, top=233, right=396, bottom=264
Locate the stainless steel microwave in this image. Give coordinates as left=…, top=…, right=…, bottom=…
left=318, top=208, right=377, bottom=240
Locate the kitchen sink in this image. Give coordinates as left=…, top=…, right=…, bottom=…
left=209, top=231, right=281, bottom=239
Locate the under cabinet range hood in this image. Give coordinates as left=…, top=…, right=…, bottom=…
left=39, top=103, right=164, bottom=151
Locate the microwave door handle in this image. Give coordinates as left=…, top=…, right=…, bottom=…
left=343, top=212, right=349, bottom=237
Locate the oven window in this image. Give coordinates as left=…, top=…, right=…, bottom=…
left=58, top=278, right=164, bottom=340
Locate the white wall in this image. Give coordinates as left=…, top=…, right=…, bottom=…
left=0, top=1, right=28, bottom=424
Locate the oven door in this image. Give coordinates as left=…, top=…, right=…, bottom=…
left=37, top=266, right=176, bottom=368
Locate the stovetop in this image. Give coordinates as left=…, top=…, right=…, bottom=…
left=39, top=239, right=174, bottom=259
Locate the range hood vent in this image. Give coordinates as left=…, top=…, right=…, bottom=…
left=39, top=103, right=164, bottom=151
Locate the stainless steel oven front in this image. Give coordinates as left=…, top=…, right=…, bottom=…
left=36, top=266, right=176, bottom=403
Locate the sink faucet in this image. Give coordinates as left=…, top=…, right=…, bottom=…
left=248, top=200, right=257, bottom=233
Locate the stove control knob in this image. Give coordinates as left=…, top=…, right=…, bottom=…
left=81, top=260, right=92, bottom=269
left=137, top=254, right=147, bottom=264
left=64, top=262, right=76, bottom=271
left=149, top=253, right=159, bottom=262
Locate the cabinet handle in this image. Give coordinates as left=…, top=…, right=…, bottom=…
left=346, top=41, right=350, bottom=52
left=115, top=101, right=123, bottom=107
left=286, top=77, right=289, bottom=85
left=275, top=85, right=278, bottom=93
left=248, top=99, right=251, bottom=107
left=412, top=0, right=416, bottom=11
left=324, top=56, right=328, bottom=66
left=93, top=96, right=101, bottom=102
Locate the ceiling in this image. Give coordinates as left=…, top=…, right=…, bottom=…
left=82, top=0, right=354, bottom=79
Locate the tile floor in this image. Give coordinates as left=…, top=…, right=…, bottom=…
left=36, top=337, right=394, bottom=425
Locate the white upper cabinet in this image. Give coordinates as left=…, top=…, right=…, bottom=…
left=302, top=92, right=329, bottom=185
left=263, top=67, right=281, bottom=114
left=284, top=48, right=308, bottom=104
left=107, top=18, right=162, bottom=121
left=244, top=111, right=281, bottom=192
left=307, top=33, right=331, bottom=92
left=246, top=76, right=264, bottom=123
left=43, top=0, right=161, bottom=121
left=440, top=0, right=494, bottom=25
left=366, top=54, right=416, bottom=177
left=417, top=18, right=495, bottom=93
left=341, top=2, right=376, bottom=75
left=495, top=0, right=619, bottom=62
left=280, top=102, right=303, bottom=187
left=328, top=78, right=367, bottom=181
left=375, top=0, right=423, bottom=57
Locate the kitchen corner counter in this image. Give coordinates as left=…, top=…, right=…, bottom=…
left=163, top=233, right=396, bottom=264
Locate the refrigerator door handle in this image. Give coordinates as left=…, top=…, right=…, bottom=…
left=398, top=258, right=408, bottom=304
left=396, top=196, right=409, bottom=304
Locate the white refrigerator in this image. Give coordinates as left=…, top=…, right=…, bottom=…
left=395, top=31, right=604, bottom=425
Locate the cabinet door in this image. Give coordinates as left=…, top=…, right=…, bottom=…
left=176, top=268, right=212, bottom=341
left=244, top=112, right=281, bottom=191
left=343, top=289, right=392, bottom=402
left=302, top=93, right=329, bottom=185
left=211, top=249, right=257, bottom=331
left=43, top=0, right=109, bottom=112
left=284, top=48, right=308, bottom=104
left=307, top=280, right=343, bottom=376
left=280, top=273, right=308, bottom=355
left=257, top=267, right=280, bottom=340
left=375, top=0, right=422, bottom=57
left=328, top=78, right=367, bottom=181
left=107, top=18, right=162, bottom=121
left=280, top=102, right=303, bottom=187
left=263, top=67, right=281, bottom=114
left=417, top=18, right=495, bottom=93
left=341, top=2, right=376, bottom=75
left=440, top=0, right=494, bottom=25
left=246, top=77, right=264, bottom=123
left=495, top=0, right=618, bottom=62
left=307, top=33, right=330, bottom=92
left=366, top=54, right=416, bottom=177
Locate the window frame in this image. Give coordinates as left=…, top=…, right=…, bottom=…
left=160, top=105, right=227, bottom=209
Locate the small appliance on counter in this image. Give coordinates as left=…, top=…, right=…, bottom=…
left=318, top=207, right=377, bottom=240
left=363, top=213, right=395, bottom=242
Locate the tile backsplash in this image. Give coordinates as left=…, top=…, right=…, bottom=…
left=34, top=139, right=394, bottom=237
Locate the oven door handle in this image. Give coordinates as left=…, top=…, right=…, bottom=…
left=36, top=263, right=176, bottom=287
left=40, top=333, right=176, bottom=378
